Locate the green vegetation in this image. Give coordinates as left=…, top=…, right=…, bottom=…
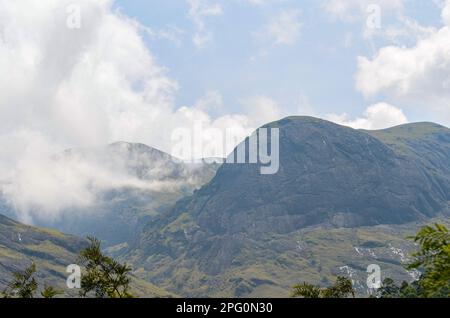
left=292, top=276, right=355, bottom=298
left=0, top=214, right=173, bottom=298
left=377, top=223, right=449, bottom=298
left=1, top=263, right=61, bottom=298
left=408, top=224, right=449, bottom=297
left=129, top=221, right=433, bottom=297
left=2, top=263, right=38, bottom=298
left=376, top=278, right=422, bottom=298
left=78, top=237, right=133, bottom=298
left=2, top=237, right=134, bottom=298
left=41, top=285, right=63, bottom=298
left=128, top=118, right=450, bottom=298
left=291, top=224, right=450, bottom=298
left=365, top=122, right=448, bottom=155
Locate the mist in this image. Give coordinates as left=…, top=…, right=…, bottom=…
left=0, top=0, right=281, bottom=223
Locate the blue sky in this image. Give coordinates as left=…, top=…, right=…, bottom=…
left=112, top=0, right=449, bottom=127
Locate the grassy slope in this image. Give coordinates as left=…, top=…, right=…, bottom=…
left=363, top=122, right=449, bottom=155
left=0, top=214, right=173, bottom=297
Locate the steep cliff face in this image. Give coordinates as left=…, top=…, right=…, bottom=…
left=126, top=117, right=450, bottom=296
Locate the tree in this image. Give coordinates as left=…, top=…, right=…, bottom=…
left=407, top=223, right=450, bottom=297
left=377, top=223, right=450, bottom=298
left=321, top=276, right=355, bottom=298
left=78, top=236, right=133, bottom=298
left=291, top=282, right=322, bottom=298
left=292, top=276, right=355, bottom=298
left=1, top=263, right=62, bottom=298
left=41, top=285, right=62, bottom=298
left=377, top=278, right=422, bottom=298
left=2, top=263, right=38, bottom=298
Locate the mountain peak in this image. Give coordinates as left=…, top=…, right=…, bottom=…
left=131, top=116, right=450, bottom=290
left=264, top=116, right=335, bottom=129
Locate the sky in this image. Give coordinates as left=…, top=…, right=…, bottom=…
left=113, top=0, right=449, bottom=128
left=0, top=0, right=450, bottom=222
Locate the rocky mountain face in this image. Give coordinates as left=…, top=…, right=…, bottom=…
left=124, top=117, right=450, bottom=297
left=2, top=142, right=220, bottom=247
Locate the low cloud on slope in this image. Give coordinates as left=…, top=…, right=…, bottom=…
left=0, top=0, right=281, bottom=222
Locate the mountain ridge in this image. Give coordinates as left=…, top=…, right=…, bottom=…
left=123, top=116, right=450, bottom=297
left=0, top=213, right=174, bottom=297
left=2, top=141, right=221, bottom=247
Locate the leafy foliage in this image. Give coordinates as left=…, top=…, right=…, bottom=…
left=78, top=236, right=133, bottom=298
left=291, top=282, right=322, bottom=298
left=407, top=223, right=450, bottom=297
left=1, top=263, right=62, bottom=298
left=41, top=285, right=62, bottom=298
left=377, top=223, right=450, bottom=298
left=2, top=263, right=38, bottom=298
left=2, top=237, right=135, bottom=298
left=292, top=276, right=355, bottom=298
left=376, top=278, right=422, bottom=298
left=293, top=224, right=450, bottom=299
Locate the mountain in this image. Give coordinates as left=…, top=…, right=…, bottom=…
left=0, top=213, right=172, bottom=297
left=123, top=117, right=450, bottom=297
left=2, top=142, right=220, bottom=247
left=0, top=213, right=86, bottom=294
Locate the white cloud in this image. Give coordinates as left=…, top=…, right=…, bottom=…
left=355, top=2, right=450, bottom=123
left=356, top=0, right=450, bottom=123
left=240, top=95, right=283, bottom=126
left=262, top=9, right=302, bottom=46
left=0, top=0, right=264, bottom=221
left=442, top=0, right=450, bottom=26
left=356, top=29, right=450, bottom=97
left=327, top=103, right=408, bottom=130
left=187, top=0, right=223, bottom=48
left=193, top=90, right=225, bottom=117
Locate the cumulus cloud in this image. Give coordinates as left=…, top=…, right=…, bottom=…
left=0, top=0, right=271, bottom=222
left=171, top=95, right=283, bottom=162
left=327, top=103, right=409, bottom=130
left=355, top=1, right=450, bottom=122
left=193, top=90, right=225, bottom=116
left=356, top=29, right=450, bottom=98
